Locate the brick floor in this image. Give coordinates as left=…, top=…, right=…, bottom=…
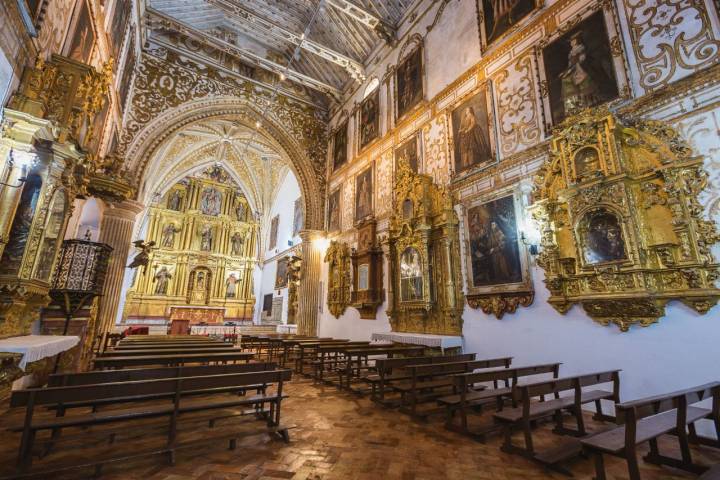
left=1, top=377, right=719, bottom=479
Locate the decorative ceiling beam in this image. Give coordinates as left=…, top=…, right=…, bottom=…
left=145, top=7, right=341, bottom=97
left=203, top=0, right=366, bottom=82
left=326, top=0, right=396, bottom=45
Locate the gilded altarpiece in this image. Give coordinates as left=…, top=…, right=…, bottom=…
left=387, top=160, right=464, bottom=335
left=325, top=241, right=351, bottom=318
left=123, top=167, right=257, bottom=323
left=532, top=108, right=720, bottom=330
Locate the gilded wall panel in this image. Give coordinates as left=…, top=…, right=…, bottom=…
left=376, top=150, right=394, bottom=218
left=36, top=0, right=75, bottom=57
left=342, top=177, right=354, bottom=231
left=422, top=114, right=451, bottom=185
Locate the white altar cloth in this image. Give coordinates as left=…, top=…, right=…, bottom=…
left=0, top=335, right=80, bottom=369
left=276, top=324, right=297, bottom=334
left=371, top=332, right=463, bottom=352
left=190, top=325, right=242, bottom=336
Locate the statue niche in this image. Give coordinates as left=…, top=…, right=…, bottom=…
left=531, top=107, right=720, bottom=331
left=188, top=267, right=211, bottom=305
left=386, top=158, right=464, bottom=335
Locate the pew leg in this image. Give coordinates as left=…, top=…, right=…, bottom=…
left=522, top=420, right=535, bottom=456
left=229, top=438, right=237, bottom=450
left=16, top=429, right=36, bottom=471
left=688, top=423, right=700, bottom=445
left=592, top=452, right=607, bottom=480
left=500, top=424, right=514, bottom=453
left=677, top=425, right=694, bottom=467
left=626, top=447, right=642, bottom=480
left=645, top=437, right=661, bottom=464
left=593, top=399, right=603, bottom=421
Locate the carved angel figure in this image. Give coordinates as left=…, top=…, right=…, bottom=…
left=127, top=240, right=156, bottom=273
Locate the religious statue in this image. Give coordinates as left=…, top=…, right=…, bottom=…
left=167, top=190, right=182, bottom=211
left=200, top=225, right=213, bottom=251
left=200, top=187, right=222, bottom=216
left=196, top=271, right=206, bottom=289
left=153, top=266, right=172, bottom=295
left=236, top=201, right=248, bottom=221
left=127, top=240, right=156, bottom=273
left=161, top=223, right=179, bottom=248
left=230, top=232, right=244, bottom=255
left=559, top=32, right=601, bottom=114
left=457, top=105, right=491, bottom=171
left=226, top=273, right=238, bottom=298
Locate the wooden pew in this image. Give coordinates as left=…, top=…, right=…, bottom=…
left=493, top=370, right=620, bottom=473
left=310, top=342, right=377, bottom=383
left=336, top=345, right=427, bottom=392
left=392, top=358, right=513, bottom=418
left=294, top=340, right=350, bottom=375
left=92, top=351, right=254, bottom=369
left=700, top=465, right=720, bottom=479
left=9, top=369, right=293, bottom=476
left=581, top=382, right=720, bottom=480
left=439, top=363, right=561, bottom=440
left=99, top=346, right=238, bottom=356
left=367, top=354, right=479, bottom=405
left=114, top=342, right=232, bottom=350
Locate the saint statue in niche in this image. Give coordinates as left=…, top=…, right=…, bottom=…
left=161, top=223, right=179, bottom=248
left=230, top=232, right=244, bottom=255
left=154, top=266, right=172, bottom=295
left=167, top=190, right=182, bottom=211
left=0, top=174, right=41, bottom=275
left=400, top=247, right=423, bottom=301
left=583, top=210, right=626, bottom=264
left=452, top=90, right=493, bottom=174
left=200, top=187, right=222, bottom=216
left=196, top=271, right=206, bottom=289
left=236, top=200, right=248, bottom=221
left=200, top=225, right=213, bottom=251
left=226, top=273, right=238, bottom=298
left=573, top=147, right=602, bottom=181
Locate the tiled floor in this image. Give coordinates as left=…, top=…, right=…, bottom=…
left=1, top=377, right=719, bottom=480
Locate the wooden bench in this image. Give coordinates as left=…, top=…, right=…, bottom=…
left=311, top=342, right=374, bottom=383
left=439, top=363, right=562, bottom=439
left=92, top=351, right=254, bottom=369
left=99, top=346, right=237, bottom=356
left=700, top=465, right=720, bottom=480
left=8, top=369, right=292, bottom=476
left=367, top=354, right=479, bottom=405
left=393, top=358, right=513, bottom=418
left=114, top=342, right=232, bottom=350
left=581, top=381, right=720, bottom=480
left=493, top=370, right=620, bottom=473
left=336, top=345, right=427, bottom=392
left=294, top=340, right=350, bottom=375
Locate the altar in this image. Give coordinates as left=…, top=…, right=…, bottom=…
left=169, top=306, right=225, bottom=324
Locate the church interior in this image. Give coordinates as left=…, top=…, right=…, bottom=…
left=2, top=0, right=720, bottom=478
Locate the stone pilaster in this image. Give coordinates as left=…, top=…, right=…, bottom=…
left=296, top=230, right=325, bottom=336
left=96, top=200, right=144, bottom=334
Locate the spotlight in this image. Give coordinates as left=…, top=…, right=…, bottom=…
left=255, top=120, right=261, bottom=128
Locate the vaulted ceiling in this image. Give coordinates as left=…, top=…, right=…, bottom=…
left=143, top=0, right=415, bottom=104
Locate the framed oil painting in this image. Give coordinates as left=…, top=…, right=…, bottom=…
left=327, top=188, right=341, bottom=232
left=332, top=121, right=348, bottom=170
left=395, top=134, right=421, bottom=173
left=462, top=189, right=533, bottom=318
left=541, top=11, right=619, bottom=126
left=395, top=46, right=424, bottom=120
left=292, top=198, right=303, bottom=236
left=269, top=215, right=279, bottom=250
left=355, top=167, right=373, bottom=223
left=275, top=257, right=289, bottom=289
left=476, top=0, right=541, bottom=51
left=359, top=88, right=379, bottom=149
left=118, top=32, right=136, bottom=110
left=451, top=87, right=495, bottom=175
left=399, top=247, right=424, bottom=302
left=66, top=0, right=96, bottom=63
left=110, top=0, right=131, bottom=58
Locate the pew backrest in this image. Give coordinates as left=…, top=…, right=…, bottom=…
left=616, top=381, right=720, bottom=424
left=374, top=354, right=478, bottom=374
left=453, top=363, right=561, bottom=390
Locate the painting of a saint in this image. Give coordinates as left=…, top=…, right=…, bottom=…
left=574, top=147, right=602, bottom=181
left=200, top=225, right=213, bottom=251
left=360, top=88, right=379, bottom=149
left=583, top=210, right=626, bottom=264
left=396, top=47, right=424, bottom=119
left=400, top=247, right=423, bottom=301
left=468, top=196, right=522, bottom=286
left=161, top=224, right=178, bottom=248
left=118, top=33, right=136, bottom=109
left=200, top=187, right=222, bottom=216
left=542, top=12, right=619, bottom=125
left=478, top=0, right=537, bottom=48
left=225, top=273, right=238, bottom=298
left=333, top=122, right=348, bottom=170
left=67, top=0, right=95, bottom=63
left=328, top=189, right=341, bottom=232
left=395, top=135, right=420, bottom=173
left=110, top=0, right=131, bottom=58
left=293, top=198, right=303, bottom=236
left=230, top=232, right=244, bottom=255
left=0, top=174, right=41, bottom=275
left=275, top=257, right=289, bottom=289
left=452, top=89, right=494, bottom=174
left=269, top=215, right=279, bottom=250
left=154, top=266, right=172, bottom=295
left=355, top=168, right=373, bottom=222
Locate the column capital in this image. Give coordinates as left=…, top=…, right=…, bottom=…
left=298, top=229, right=326, bottom=244
left=103, top=200, right=145, bottom=221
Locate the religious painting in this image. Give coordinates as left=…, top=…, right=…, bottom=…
left=541, top=11, right=619, bottom=125
left=332, top=121, right=348, bottom=170
left=358, top=264, right=369, bottom=291
left=359, top=88, right=379, bottom=149
left=395, top=134, right=420, bottom=173
left=451, top=88, right=494, bottom=175
left=573, top=146, right=603, bottom=182
left=581, top=210, right=627, bottom=265
left=327, top=188, right=341, bottom=232
left=477, top=0, right=540, bottom=50
left=467, top=195, right=522, bottom=286
left=66, top=0, right=95, bottom=63
left=262, top=293, right=273, bottom=314
left=292, top=198, right=303, bottom=236
left=110, top=0, right=131, bottom=58
left=399, top=247, right=424, bottom=302
left=355, top=167, right=373, bottom=222
left=118, top=32, right=136, bottom=110
left=275, top=257, right=289, bottom=289
left=200, top=187, right=222, bottom=216
left=0, top=174, right=42, bottom=275
left=396, top=46, right=424, bottom=119
left=225, top=271, right=240, bottom=298
left=269, top=215, right=279, bottom=250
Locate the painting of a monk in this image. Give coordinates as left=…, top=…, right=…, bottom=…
left=452, top=90, right=493, bottom=174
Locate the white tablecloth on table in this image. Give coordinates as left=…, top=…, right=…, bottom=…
left=190, top=325, right=243, bottom=335
left=0, top=335, right=80, bottom=369
left=276, top=324, right=297, bottom=334
left=371, top=332, right=463, bottom=351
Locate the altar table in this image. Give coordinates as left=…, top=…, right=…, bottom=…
left=0, top=335, right=80, bottom=369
